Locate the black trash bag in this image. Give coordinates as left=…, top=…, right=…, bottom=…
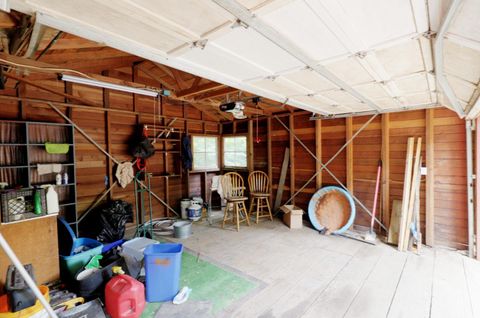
left=97, top=200, right=133, bottom=243
left=80, top=200, right=133, bottom=243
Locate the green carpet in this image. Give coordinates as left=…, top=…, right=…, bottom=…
left=141, top=251, right=258, bottom=317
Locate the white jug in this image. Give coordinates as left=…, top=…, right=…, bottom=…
left=46, top=185, right=59, bottom=214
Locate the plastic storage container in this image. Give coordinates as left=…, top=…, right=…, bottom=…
left=143, top=243, right=183, bottom=302
left=57, top=218, right=103, bottom=281
left=105, top=275, right=145, bottom=318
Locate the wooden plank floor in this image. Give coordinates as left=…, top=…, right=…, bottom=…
left=167, top=219, right=480, bottom=318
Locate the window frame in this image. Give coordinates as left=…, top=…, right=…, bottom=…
left=222, top=134, right=248, bottom=170
left=190, top=134, right=220, bottom=172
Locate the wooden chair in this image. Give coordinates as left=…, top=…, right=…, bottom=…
left=248, top=171, right=273, bottom=223
left=221, top=172, right=250, bottom=231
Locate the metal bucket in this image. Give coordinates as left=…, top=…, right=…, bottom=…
left=173, top=221, right=192, bottom=239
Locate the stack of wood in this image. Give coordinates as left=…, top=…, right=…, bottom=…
left=388, top=137, right=423, bottom=253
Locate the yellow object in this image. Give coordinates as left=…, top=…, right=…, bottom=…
left=53, top=297, right=84, bottom=311
left=0, top=285, right=49, bottom=318
left=112, top=266, right=125, bottom=275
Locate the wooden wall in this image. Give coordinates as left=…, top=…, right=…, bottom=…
left=261, top=109, right=468, bottom=249
left=0, top=77, right=220, bottom=284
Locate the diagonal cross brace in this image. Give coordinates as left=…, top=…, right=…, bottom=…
left=47, top=102, right=180, bottom=217
left=274, top=114, right=387, bottom=232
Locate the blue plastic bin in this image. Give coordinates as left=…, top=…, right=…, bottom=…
left=57, top=218, right=103, bottom=281
left=143, top=243, right=183, bottom=302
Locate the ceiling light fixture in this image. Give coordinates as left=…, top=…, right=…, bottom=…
left=59, top=74, right=170, bottom=97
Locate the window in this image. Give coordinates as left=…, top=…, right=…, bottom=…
left=223, top=136, right=247, bottom=168
left=192, top=136, right=219, bottom=171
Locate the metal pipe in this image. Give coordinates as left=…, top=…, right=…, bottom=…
left=0, top=233, right=58, bottom=318
left=466, top=119, right=475, bottom=257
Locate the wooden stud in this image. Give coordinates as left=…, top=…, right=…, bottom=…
left=248, top=119, right=254, bottom=172
left=426, top=109, right=435, bottom=247
left=274, top=148, right=289, bottom=211
left=381, top=113, right=390, bottom=228
left=16, top=82, right=26, bottom=120
left=476, top=117, right=480, bottom=259
left=267, top=117, right=273, bottom=207
left=346, top=117, right=354, bottom=193
left=102, top=70, right=113, bottom=201
left=315, top=119, right=322, bottom=189
left=398, top=137, right=415, bottom=251
left=289, top=115, right=295, bottom=205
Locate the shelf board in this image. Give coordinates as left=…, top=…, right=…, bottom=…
left=59, top=202, right=75, bottom=207
left=0, top=143, right=27, bottom=146
left=31, top=183, right=75, bottom=187
left=0, top=165, right=28, bottom=169
left=28, top=143, right=73, bottom=146
left=149, top=174, right=181, bottom=178
left=1, top=213, right=58, bottom=225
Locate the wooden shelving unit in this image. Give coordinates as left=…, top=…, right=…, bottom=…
left=0, top=120, right=78, bottom=231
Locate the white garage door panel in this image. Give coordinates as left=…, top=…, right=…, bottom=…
left=213, top=27, right=303, bottom=73
left=444, top=40, right=480, bottom=84
left=283, top=68, right=338, bottom=92
left=325, top=57, right=375, bottom=85
left=262, top=0, right=348, bottom=62
left=375, top=40, right=425, bottom=78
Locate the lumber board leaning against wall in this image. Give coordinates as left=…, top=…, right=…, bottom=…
left=259, top=109, right=467, bottom=249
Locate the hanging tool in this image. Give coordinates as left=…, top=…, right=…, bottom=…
left=365, top=160, right=382, bottom=243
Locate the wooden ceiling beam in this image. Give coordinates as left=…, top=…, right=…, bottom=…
left=176, top=81, right=224, bottom=98
left=194, top=86, right=238, bottom=100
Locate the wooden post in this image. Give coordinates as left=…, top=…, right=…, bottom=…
left=315, top=119, right=322, bottom=189
left=17, top=82, right=26, bottom=120
left=102, top=71, right=113, bottom=200
left=267, top=117, right=273, bottom=206
left=248, top=119, right=254, bottom=172
left=426, top=109, right=435, bottom=246
left=346, top=117, right=354, bottom=193
left=289, top=115, right=295, bottom=204
left=64, top=82, right=73, bottom=119
left=476, top=117, right=480, bottom=259
left=381, top=114, right=390, bottom=228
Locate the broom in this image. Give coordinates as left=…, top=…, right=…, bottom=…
left=365, top=160, right=382, bottom=242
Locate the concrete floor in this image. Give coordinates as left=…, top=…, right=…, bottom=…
left=167, top=218, right=480, bottom=318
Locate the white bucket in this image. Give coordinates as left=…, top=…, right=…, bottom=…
left=180, top=199, right=191, bottom=220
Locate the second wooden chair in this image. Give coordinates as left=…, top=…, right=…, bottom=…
left=248, top=171, right=273, bottom=223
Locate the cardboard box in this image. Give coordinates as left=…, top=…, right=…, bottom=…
left=280, top=205, right=304, bottom=229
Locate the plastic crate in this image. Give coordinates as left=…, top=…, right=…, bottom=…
left=0, top=188, right=47, bottom=223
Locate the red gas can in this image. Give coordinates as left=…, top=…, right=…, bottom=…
left=105, top=275, right=146, bottom=318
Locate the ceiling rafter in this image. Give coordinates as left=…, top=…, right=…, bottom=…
left=176, top=81, right=224, bottom=98
left=193, top=86, right=237, bottom=100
